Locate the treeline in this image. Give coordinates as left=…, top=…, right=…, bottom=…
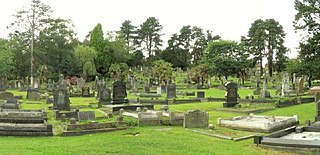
left=0, top=0, right=319, bottom=87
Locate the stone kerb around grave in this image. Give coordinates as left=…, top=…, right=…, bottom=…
left=138, top=111, right=163, bottom=126
left=183, top=109, right=209, bottom=128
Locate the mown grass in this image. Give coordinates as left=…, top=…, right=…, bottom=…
left=1, top=87, right=314, bottom=155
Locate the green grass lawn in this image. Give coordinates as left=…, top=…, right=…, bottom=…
left=0, top=88, right=314, bottom=155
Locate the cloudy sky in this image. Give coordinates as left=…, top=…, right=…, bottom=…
left=1, top=0, right=300, bottom=58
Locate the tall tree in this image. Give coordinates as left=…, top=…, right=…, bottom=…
left=294, top=0, right=320, bottom=86
left=8, top=0, right=52, bottom=84
left=0, top=39, right=14, bottom=78
left=119, top=20, right=137, bottom=51
left=38, top=18, right=79, bottom=76
left=242, top=19, right=287, bottom=77
left=74, top=45, right=97, bottom=79
left=137, top=17, right=163, bottom=58
left=90, top=23, right=107, bottom=75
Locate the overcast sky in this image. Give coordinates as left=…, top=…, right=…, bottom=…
left=1, top=0, right=300, bottom=58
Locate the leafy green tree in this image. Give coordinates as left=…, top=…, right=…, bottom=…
left=108, top=63, right=129, bottom=81
left=137, top=17, right=163, bottom=58
left=127, top=50, right=144, bottom=67
left=203, top=40, right=252, bottom=83
left=38, top=18, right=79, bottom=76
left=90, top=23, right=108, bottom=75
left=0, top=39, right=14, bottom=78
left=151, top=60, right=173, bottom=84
left=74, top=45, right=97, bottom=79
left=8, top=0, right=52, bottom=83
left=190, top=64, right=210, bottom=86
left=242, top=19, right=287, bottom=77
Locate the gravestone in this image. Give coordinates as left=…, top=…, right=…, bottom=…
left=98, top=80, right=111, bottom=106
left=0, top=91, right=14, bottom=100
left=197, top=91, right=205, bottom=98
left=81, top=87, right=90, bottom=97
left=223, top=82, right=239, bottom=108
left=292, top=73, right=296, bottom=92
left=77, top=77, right=85, bottom=91
left=94, top=76, right=99, bottom=90
left=316, top=100, right=320, bottom=122
left=161, top=84, right=167, bottom=93
left=0, top=78, right=7, bottom=91
left=144, top=85, right=150, bottom=93
left=2, top=98, right=19, bottom=109
left=315, top=92, right=320, bottom=103
left=260, top=74, right=271, bottom=98
left=26, top=87, right=40, bottom=101
left=78, top=111, right=95, bottom=121
left=297, top=77, right=304, bottom=94
left=276, top=84, right=282, bottom=95
left=157, top=87, right=161, bottom=95
left=132, top=76, right=138, bottom=93
left=47, top=79, right=53, bottom=92
left=112, top=81, right=128, bottom=104
left=183, top=109, right=209, bottom=128
left=53, top=77, right=71, bottom=111
left=281, top=73, right=290, bottom=97
left=253, top=80, right=261, bottom=95
left=166, top=83, right=176, bottom=99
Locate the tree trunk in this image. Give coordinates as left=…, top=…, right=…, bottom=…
left=259, top=57, right=263, bottom=77
left=268, top=55, right=273, bottom=77
left=308, top=75, right=312, bottom=88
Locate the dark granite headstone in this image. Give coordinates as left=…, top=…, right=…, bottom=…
left=53, top=80, right=71, bottom=111
left=197, top=91, right=205, bottom=98
left=112, top=81, right=128, bottom=104
left=144, top=85, right=150, bottom=93
left=161, top=84, right=167, bottom=93
left=223, top=82, right=239, bottom=108
left=166, top=83, right=176, bottom=99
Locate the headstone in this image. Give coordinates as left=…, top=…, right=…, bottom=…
left=316, top=100, right=320, bottom=122
left=166, top=83, right=176, bottom=99
left=260, top=74, right=271, bottom=98
left=17, top=80, right=21, bottom=88
left=0, top=92, right=14, bottom=100
left=297, top=77, right=304, bottom=94
left=161, top=84, right=167, bottom=93
left=144, top=85, right=150, bottom=93
left=276, top=84, right=282, bottom=95
left=53, top=77, right=71, bottom=111
left=98, top=81, right=111, bottom=106
left=132, top=76, right=138, bottom=93
left=2, top=97, right=20, bottom=109
left=81, top=87, right=90, bottom=97
left=77, top=77, right=85, bottom=91
left=112, top=81, right=128, bottom=104
left=26, top=87, right=40, bottom=101
left=77, top=111, right=95, bottom=121
left=70, top=117, right=77, bottom=124
left=0, top=78, right=7, bottom=91
left=157, top=87, right=161, bottom=95
left=315, top=92, right=320, bottom=103
left=47, top=79, right=53, bottom=92
left=292, top=73, right=296, bottom=91
left=223, top=82, right=239, bottom=108
left=183, top=109, right=209, bottom=128
left=281, top=73, right=290, bottom=97
left=197, top=91, right=205, bottom=98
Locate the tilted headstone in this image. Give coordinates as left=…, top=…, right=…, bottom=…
left=183, top=109, right=209, bottom=128
left=223, top=82, right=239, bottom=108
left=166, top=83, right=176, bottom=99
left=78, top=111, right=95, bottom=121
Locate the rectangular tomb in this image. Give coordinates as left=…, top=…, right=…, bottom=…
left=218, top=114, right=298, bottom=133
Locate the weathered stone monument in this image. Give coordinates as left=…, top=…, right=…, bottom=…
left=76, top=77, right=85, bottom=91
left=260, top=74, right=270, bottom=98
left=144, top=85, right=150, bottom=93
left=112, top=81, right=128, bottom=104
left=81, top=87, right=90, bottom=97
left=183, top=109, right=209, bottom=128
left=0, top=78, right=7, bottom=91
left=315, top=92, right=320, bottom=103
left=223, top=82, right=239, bottom=108
left=98, top=79, right=111, bottom=106
left=297, top=77, right=304, bottom=94
left=281, top=73, right=290, bottom=97
left=166, top=83, right=176, bottom=99
left=53, top=74, right=71, bottom=111
left=26, top=87, right=40, bottom=101
left=197, top=91, right=205, bottom=98
left=78, top=111, right=95, bottom=121
left=47, top=79, right=53, bottom=92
